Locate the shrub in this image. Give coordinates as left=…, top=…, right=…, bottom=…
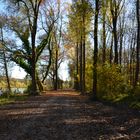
left=97, top=64, right=126, bottom=98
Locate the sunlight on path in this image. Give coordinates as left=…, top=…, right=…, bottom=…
left=44, top=90, right=80, bottom=96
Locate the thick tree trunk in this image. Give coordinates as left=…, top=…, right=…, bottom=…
left=30, top=7, right=38, bottom=95
left=92, top=0, right=99, bottom=100
left=31, top=57, right=37, bottom=95
left=31, top=32, right=38, bottom=95
left=36, top=73, right=43, bottom=92
left=30, top=1, right=41, bottom=95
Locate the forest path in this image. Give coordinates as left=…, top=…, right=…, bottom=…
left=0, top=91, right=140, bottom=140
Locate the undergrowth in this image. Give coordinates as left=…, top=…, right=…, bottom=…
left=0, top=94, right=28, bottom=105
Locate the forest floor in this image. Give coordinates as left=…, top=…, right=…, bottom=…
left=0, top=90, right=140, bottom=140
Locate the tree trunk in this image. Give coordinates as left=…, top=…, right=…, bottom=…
left=74, top=42, right=79, bottom=90
left=119, top=34, right=123, bottom=66
left=113, top=20, right=118, bottom=64
left=36, top=73, right=43, bottom=92
left=79, top=35, right=83, bottom=92
left=54, top=45, right=58, bottom=90
left=92, top=0, right=99, bottom=100
left=110, top=0, right=118, bottom=64
left=110, top=35, right=113, bottom=65
left=3, top=52, right=11, bottom=96
left=119, top=19, right=123, bottom=67
left=134, top=0, right=140, bottom=87
left=119, top=13, right=125, bottom=67
left=30, top=11, right=38, bottom=95
left=102, top=0, right=106, bottom=64
left=42, top=46, right=52, bottom=83
left=82, top=13, right=86, bottom=95
left=30, top=1, right=41, bottom=95
left=82, top=34, right=85, bottom=95
left=129, top=34, right=134, bottom=85
left=31, top=32, right=38, bottom=95
left=1, top=28, right=11, bottom=97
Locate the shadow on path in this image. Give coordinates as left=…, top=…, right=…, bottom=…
left=0, top=91, right=140, bottom=140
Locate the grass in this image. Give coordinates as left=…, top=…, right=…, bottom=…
left=0, top=98, right=14, bottom=105
left=0, top=94, right=28, bottom=105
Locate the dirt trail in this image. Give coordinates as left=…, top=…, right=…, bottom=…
left=0, top=91, right=140, bottom=140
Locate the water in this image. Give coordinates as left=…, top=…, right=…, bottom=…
left=1, top=88, right=26, bottom=94
left=11, top=88, right=26, bottom=94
